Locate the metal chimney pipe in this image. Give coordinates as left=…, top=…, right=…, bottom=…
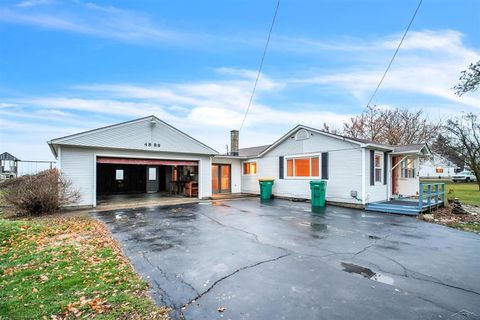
left=230, top=130, right=239, bottom=156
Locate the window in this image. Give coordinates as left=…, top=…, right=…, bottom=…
left=115, top=169, right=124, bottom=180
left=374, top=153, right=382, bottom=183
left=401, top=158, right=415, bottom=178
left=243, top=161, right=257, bottom=175
left=286, top=156, right=320, bottom=178
left=148, top=167, right=157, bottom=181
left=435, top=167, right=444, bottom=173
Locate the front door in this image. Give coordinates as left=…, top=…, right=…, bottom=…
left=146, top=166, right=159, bottom=193
left=211, top=164, right=231, bottom=194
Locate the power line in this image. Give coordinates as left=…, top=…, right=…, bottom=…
left=365, top=0, right=423, bottom=108
left=239, top=0, right=281, bottom=132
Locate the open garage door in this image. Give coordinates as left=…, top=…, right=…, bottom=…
left=96, top=157, right=199, bottom=204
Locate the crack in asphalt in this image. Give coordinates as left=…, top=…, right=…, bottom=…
left=140, top=252, right=199, bottom=309
left=198, top=211, right=359, bottom=259
left=197, top=211, right=292, bottom=253
left=361, top=251, right=480, bottom=297
left=178, top=253, right=292, bottom=314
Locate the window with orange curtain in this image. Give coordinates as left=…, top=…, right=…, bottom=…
left=243, top=161, right=257, bottom=175
left=311, top=157, right=319, bottom=176
left=286, top=156, right=320, bottom=177
left=287, top=159, right=293, bottom=176
left=295, top=158, right=310, bottom=176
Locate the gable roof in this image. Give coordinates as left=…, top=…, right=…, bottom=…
left=48, top=115, right=218, bottom=157
left=258, top=124, right=392, bottom=157
left=239, top=144, right=271, bottom=157
left=238, top=124, right=430, bottom=158
left=391, top=143, right=431, bottom=155
left=0, top=152, right=20, bottom=161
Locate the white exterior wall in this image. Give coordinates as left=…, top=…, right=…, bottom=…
left=397, top=158, right=420, bottom=196
left=212, top=157, right=242, bottom=193
left=241, top=131, right=364, bottom=205
left=364, top=150, right=389, bottom=203
left=420, top=165, right=456, bottom=178
left=60, top=146, right=213, bottom=206
left=56, top=117, right=216, bottom=155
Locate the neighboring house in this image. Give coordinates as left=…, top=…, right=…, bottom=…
left=419, top=153, right=459, bottom=178
left=48, top=116, right=430, bottom=208
left=0, top=152, right=19, bottom=180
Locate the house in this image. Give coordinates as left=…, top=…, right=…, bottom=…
left=419, top=153, right=459, bottom=178
left=48, top=116, right=430, bottom=208
left=217, top=125, right=431, bottom=207
left=0, top=152, right=19, bottom=180
left=48, top=116, right=218, bottom=207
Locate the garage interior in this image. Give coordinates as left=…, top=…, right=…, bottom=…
left=96, top=157, right=199, bottom=206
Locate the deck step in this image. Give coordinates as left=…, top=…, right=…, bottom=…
left=365, top=204, right=421, bottom=215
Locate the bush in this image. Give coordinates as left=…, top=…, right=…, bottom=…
left=1, top=169, right=80, bottom=216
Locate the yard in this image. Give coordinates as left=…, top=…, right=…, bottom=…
left=421, top=179, right=480, bottom=206
left=445, top=182, right=480, bottom=205
left=0, top=216, right=170, bottom=319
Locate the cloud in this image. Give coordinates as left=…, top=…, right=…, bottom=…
left=16, top=0, right=53, bottom=8
left=290, top=30, right=480, bottom=109
left=0, top=2, right=183, bottom=43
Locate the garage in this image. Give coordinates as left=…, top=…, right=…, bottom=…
left=48, top=116, right=218, bottom=207
left=96, top=157, right=199, bottom=197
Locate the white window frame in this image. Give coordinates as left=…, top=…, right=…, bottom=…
left=374, top=152, right=383, bottom=184
left=401, top=158, right=415, bottom=179
left=242, top=160, right=258, bottom=176
left=284, top=153, right=321, bottom=180
left=115, top=169, right=124, bottom=180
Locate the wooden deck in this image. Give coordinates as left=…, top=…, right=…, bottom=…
left=365, top=183, right=446, bottom=215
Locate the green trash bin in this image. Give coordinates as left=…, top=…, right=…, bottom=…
left=310, top=180, right=327, bottom=207
left=259, top=179, right=274, bottom=200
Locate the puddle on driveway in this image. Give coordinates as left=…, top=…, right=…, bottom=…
left=341, top=262, right=394, bottom=285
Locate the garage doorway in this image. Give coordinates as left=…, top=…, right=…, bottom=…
left=96, top=157, right=199, bottom=206
left=212, top=164, right=231, bottom=194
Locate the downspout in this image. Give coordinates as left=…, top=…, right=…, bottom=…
left=361, top=148, right=366, bottom=206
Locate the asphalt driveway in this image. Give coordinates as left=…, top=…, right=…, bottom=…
left=94, top=199, right=480, bottom=320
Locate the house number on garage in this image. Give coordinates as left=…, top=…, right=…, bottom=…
left=144, top=142, right=161, bottom=147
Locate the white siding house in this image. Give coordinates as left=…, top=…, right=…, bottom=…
left=219, top=125, right=430, bottom=207
left=48, top=116, right=218, bottom=207
left=419, top=153, right=459, bottom=178
left=49, top=118, right=430, bottom=209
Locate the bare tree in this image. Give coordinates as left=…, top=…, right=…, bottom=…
left=444, top=113, right=480, bottom=190
left=454, top=60, right=480, bottom=96
left=343, top=106, right=440, bottom=145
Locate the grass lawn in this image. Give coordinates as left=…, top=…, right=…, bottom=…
left=421, top=179, right=480, bottom=206
left=0, top=217, right=170, bottom=319
left=444, top=182, right=480, bottom=206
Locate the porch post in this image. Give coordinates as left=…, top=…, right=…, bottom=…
left=418, top=183, right=423, bottom=210
left=361, top=148, right=366, bottom=205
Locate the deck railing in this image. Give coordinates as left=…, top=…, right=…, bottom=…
left=418, top=182, right=445, bottom=210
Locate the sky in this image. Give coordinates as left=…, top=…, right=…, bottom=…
left=1, top=0, right=479, bottom=161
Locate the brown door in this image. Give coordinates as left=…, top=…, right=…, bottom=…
left=212, top=164, right=231, bottom=194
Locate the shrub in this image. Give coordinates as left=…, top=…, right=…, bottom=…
left=1, top=169, right=80, bottom=216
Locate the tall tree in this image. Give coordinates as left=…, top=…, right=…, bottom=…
left=343, top=106, right=440, bottom=145
left=444, top=113, right=480, bottom=190
left=454, top=60, right=480, bottom=96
